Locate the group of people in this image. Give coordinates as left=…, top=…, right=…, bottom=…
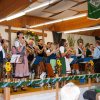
left=0, top=33, right=8, bottom=80
left=0, top=31, right=100, bottom=91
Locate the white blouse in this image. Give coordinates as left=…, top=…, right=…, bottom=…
left=46, top=49, right=50, bottom=53
left=15, top=40, right=23, bottom=48
left=0, top=43, right=5, bottom=58
left=76, top=47, right=84, bottom=58
left=60, top=46, right=65, bottom=53
left=0, top=43, right=2, bottom=51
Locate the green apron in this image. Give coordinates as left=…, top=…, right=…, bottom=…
left=50, top=59, right=56, bottom=72
left=57, top=49, right=66, bottom=74
left=59, top=57, right=66, bottom=74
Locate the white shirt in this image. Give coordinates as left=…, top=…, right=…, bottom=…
left=93, top=46, right=100, bottom=59
left=76, top=47, right=84, bottom=58
left=15, top=40, right=22, bottom=48
left=0, top=43, right=5, bottom=58
left=2, top=48, right=5, bottom=58
left=60, top=46, right=64, bottom=53
left=0, top=43, right=2, bottom=51
left=46, top=49, right=50, bottom=53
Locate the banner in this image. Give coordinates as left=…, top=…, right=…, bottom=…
left=52, top=31, right=62, bottom=44
left=88, top=0, right=100, bottom=19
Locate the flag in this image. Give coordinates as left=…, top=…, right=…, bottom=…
left=88, top=0, right=100, bottom=19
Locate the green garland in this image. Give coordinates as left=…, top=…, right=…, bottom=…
left=25, top=31, right=39, bottom=42
left=0, top=73, right=100, bottom=88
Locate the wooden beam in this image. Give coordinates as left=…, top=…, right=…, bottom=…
left=5, top=29, right=47, bottom=37
left=53, top=16, right=100, bottom=32
left=92, top=30, right=100, bottom=36
left=71, top=30, right=100, bottom=36
left=0, top=15, right=51, bottom=28
left=0, top=0, right=36, bottom=19
left=69, top=9, right=87, bottom=14
left=71, top=0, right=86, bottom=2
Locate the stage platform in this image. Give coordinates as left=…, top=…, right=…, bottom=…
left=0, top=82, right=100, bottom=100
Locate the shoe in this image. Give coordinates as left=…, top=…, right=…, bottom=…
left=96, top=78, right=100, bottom=83
left=21, top=87, right=27, bottom=91
left=40, top=72, right=46, bottom=79
left=13, top=87, right=18, bottom=92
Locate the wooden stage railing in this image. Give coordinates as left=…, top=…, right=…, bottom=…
left=1, top=73, right=100, bottom=100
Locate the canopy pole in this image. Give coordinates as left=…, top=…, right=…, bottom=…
left=3, top=87, right=10, bottom=100
left=88, top=72, right=92, bottom=88
left=42, top=29, right=45, bottom=44
left=56, top=74, right=59, bottom=100
left=8, top=26, right=11, bottom=51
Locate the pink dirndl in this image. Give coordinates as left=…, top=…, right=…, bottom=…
left=15, top=55, right=29, bottom=78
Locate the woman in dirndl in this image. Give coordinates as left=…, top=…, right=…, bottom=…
left=58, top=39, right=71, bottom=76
left=33, top=39, right=46, bottom=78
left=46, top=42, right=59, bottom=77
left=14, top=31, right=29, bottom=91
